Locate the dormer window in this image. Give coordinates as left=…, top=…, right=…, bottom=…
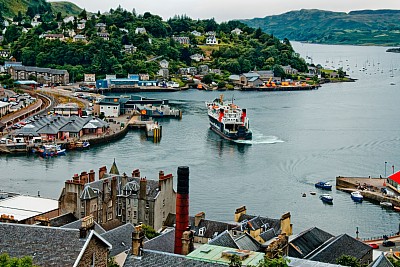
left=199, top=227, right=206, bottom=237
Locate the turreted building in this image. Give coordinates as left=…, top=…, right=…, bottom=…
left=58, top=162, right=176, bottom=231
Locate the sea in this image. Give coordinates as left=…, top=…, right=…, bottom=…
left=1, top=42, right=400, bottom=238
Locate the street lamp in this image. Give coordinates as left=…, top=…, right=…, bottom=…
left=356, top=227, right=359, bottom=239
left=385, top=162, right=388, bottom=178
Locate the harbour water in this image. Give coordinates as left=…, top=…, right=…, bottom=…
left=1, top=42, right=400, bottom=237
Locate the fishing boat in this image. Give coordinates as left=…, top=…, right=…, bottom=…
left=315, top=181, right=332, bottom=190
left=380, top=202, right=393, bottom=208
left=205, top=95, right=252, bottom=141
left=75, top=140, right=90, bottom=150
left=320, top=194, right=333, bottom=204
left=351, top=191, right=363, bottom=202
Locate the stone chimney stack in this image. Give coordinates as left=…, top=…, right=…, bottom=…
left=234, top=206, right=247, bottom=222
left=88, top=170, right=95, bottom=183
left=79, top=215, right=95, bottom=238
left=174, top=166, right=189, bottom=255
left=132, top=225, right=145, bottom=257
left=181, top=230, right=195, bottom=255
left=72, top=173, right=80, bottom=183
left=139, top=177, right=147, bottom=200
left=99, top=166, right=107, bottom=180
left=132, top=169, right=141, bottom=178
left=194, top=212, right=205, bottom=227
left=80, top=171, right=88, bottom=184
left=159, top=170, right=164, bottom=190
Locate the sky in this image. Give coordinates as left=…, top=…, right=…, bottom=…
left=49, top=0, right=400, bottom=21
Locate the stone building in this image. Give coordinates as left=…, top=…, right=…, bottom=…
left=59, top=162, right=177, bottom=231
left=0, top=215, right=111, bottom=267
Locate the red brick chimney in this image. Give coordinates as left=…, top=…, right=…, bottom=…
left=174, top=166, right=189, bottom=255
left=132, top=169, right=141, bottom=178
left=80, top=171, right=88, bottom=184
left=99, top=166, right=107, bottom=180
left=88, top=170, right=95, bottom=182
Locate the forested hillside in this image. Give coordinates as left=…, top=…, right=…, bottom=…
left=241, top=9, right=400, bottom=46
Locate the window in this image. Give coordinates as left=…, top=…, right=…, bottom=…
left=133, top=211, right=137, bottom=219
left=108, top=212, right=112, bottom=220
left=199, top=227, right=205, bottom=237
left=90, top=253, right=95, bottom=267
left=163, top=211, right=165, bottom=218
left=162, top=199, right=165, bottom=207
left=145, top=202, right=150, bottom=209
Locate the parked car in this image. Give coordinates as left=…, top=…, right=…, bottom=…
left=369, top=243, right=379, bottom=249
left=383, top=240, right=395, bottom=247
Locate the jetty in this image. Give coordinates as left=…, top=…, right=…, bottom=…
left=128, top=115, right=162, bottom=142
left=336, top=176, right=400, bottom=207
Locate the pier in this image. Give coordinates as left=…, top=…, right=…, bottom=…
left=336, top=176, right=400, bottom=207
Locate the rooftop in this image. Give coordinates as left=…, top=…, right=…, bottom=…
left=0, top=195, right=58, bottom=221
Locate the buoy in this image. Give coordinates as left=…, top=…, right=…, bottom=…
left=302, top=193, right=306, bottom=197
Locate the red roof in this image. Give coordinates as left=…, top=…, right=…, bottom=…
left=389, top=171, right=400, bottom=183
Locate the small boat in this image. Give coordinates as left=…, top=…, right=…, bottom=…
left=390, top=82, right=396, bottom=86
left=320, top=194, right=333, bottom=204
left=393, top=206, right=400, bottom=212
left=315, top=181, right=332, bottom=190
left=351, top=191, right=363, bottom=202
left=56, top=148, right=66, bottom=156
left=302, top=193, right=306, bottom=197
left=380, top=202, right=393, bottom=208
left=310, top=192, right=317, bottom=195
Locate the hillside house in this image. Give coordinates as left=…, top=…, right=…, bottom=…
left=206, top=36, right=218, bottom=45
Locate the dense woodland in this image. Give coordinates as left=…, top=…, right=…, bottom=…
left=0, top=4, right=307, bottom=82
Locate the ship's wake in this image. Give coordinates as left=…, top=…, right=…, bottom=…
left=234, top=134, right=284, bottom=145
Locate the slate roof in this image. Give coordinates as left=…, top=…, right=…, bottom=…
left=236, top=214, right=281, bottom=233
left=144, top=228, right=175, bottom=253
left=101, top=223, right=135, bottom=257
left=49, top=212, right=77, bottom=227
left=307, top=234, right=373, bottom=264
left=80, top=186, right=99, bottom=200
left=234, top=232, right=261, bottom=251
left=259, top=228, right=277, bottom=243
left=0, top=223, right=85, bottom=266
left=83, top=173, right=161, bottom=200
left=208, top=230, right=238, bottom=249
left=61, top=218, right=106, bottom=235
left=195, top=218, right=237, bottom=239
left=288, top=257, right=343, bottom=267
left=289, top=227, right=334, bottom=258
left=241, top=72, right=260, bottom=78
left=369, top=252, right=394, bottom=267
left=123, top=249, right=226, bottom=267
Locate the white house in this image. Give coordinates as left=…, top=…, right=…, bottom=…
left=231, top=28, right=243, bottom=35
left=191, top=30, right=202, bottom=37
left=99, top=102, right=120, bottom=118
left=135, top=27, right=147, bottom=34
left=73, top=35, right=87, bottom=42
left=159, top=59, right=169, bottom=68
left=63, top=16, right=75, bottom=24
left=190, top=54, right=204, bottom=62
left=206, top=35, right=218, bottom=45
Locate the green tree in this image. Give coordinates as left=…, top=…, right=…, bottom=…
left=249, top=256, right=290, bottom=267
left=336, top=255, right=360, bottom=267
left=229, top=255, right=242, bottom=267
left=203, top=74, right=213, bottom=84
left=141, top=224, right=159, bottom=239
left=0, top=253, right=38, bottom=267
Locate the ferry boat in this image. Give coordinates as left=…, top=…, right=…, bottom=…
left=206, top=95, right=252, bottom=141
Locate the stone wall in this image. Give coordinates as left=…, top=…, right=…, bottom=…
left=78, top=236, right=109, bottom=267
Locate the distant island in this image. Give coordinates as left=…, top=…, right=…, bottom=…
left=386, top=48, right=400, bottom=53
left=241, top=9, right=400, bottom=46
